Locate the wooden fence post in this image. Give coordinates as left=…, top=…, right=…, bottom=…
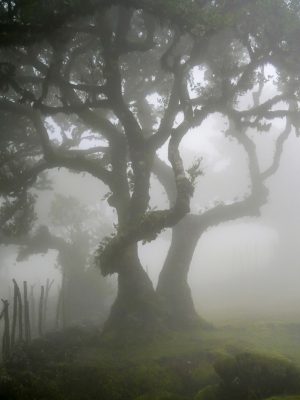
left=30, top=285, right=36, bottom=337
left=23, top=281, right=31, bottom=343
left=11, top=280, right=18, bottom=347
left=12, top=279, right=23, bottom=342
left=38, top=285, right=45, bottom=337
left=55, top=286, right=62, bottom=330
left=43, top=279, right=54, bottom=330
left=1, top=299, right=10, bottom=361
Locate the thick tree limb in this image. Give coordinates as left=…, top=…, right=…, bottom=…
left=98, top=127, right=194, bottom=275
left=0, top=100, right=113, bottom=185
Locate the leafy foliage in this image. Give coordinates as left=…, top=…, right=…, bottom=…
left=0, top=192, right=36, bottom=237
left=1, top=0, right=300, bottom=332
left=186, top=158, right=203, bottom=188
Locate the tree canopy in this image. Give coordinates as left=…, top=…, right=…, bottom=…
left=1, top=0, right=300, bottom=333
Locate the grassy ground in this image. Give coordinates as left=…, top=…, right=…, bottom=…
left=75, top=321, right=300, bottom=366
left=1, top=320, right=300, bottom=400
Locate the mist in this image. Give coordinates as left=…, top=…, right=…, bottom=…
left=1, top=1, right=300, bottom=400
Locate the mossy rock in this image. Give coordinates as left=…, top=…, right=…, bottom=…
left=194, top=385, right=219, bottom=400
left=214, top=352, right=300, bottom=400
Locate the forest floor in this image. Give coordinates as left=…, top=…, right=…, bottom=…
left=1, top=321, right=300, bottom=400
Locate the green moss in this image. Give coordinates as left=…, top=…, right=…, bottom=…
left=3, top=323, right=300, bottom=400
left=214, top=352, right=300, bottom=400
left=194, top=385, right=219, bottom=400
left=0, top=369, right=62, bottom=400
left=191, top=363, right=218, bottom=388
left=264, top=397, right=300, bottom=400
left=134, top=391, right=188, bottom=400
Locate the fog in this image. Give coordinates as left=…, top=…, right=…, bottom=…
left=143, top=114, right=300, bottom=323
left=2, top=112, right=299, bottom=325
left=3, top=2, right=300, bottom=399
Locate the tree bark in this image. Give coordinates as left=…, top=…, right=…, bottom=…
left=103, top=244, right=164, bottom=337
left=156, top=216, right=203, bottom=328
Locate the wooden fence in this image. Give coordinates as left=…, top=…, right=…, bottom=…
left=0, top=278, right=62, bottom=363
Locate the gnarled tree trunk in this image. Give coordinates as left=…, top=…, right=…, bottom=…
left=103, top=244, right=163, bottom=337
left=156, top=217, right=203, bottom=328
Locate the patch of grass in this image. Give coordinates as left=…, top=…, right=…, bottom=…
left=194, top=385, right=219, bottom=400
left=2, top=322, right=300, bottom=400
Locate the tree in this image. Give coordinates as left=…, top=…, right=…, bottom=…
left=155, top=109, right=293, bottom=327
left=152, top=0, right=300, bottom=326
left=16, top=194, right=113, bottom=328
left=1, top=0, right=300, bottom=335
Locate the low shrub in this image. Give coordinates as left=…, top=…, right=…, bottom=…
left=214, top=352, right=300, bottom=399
